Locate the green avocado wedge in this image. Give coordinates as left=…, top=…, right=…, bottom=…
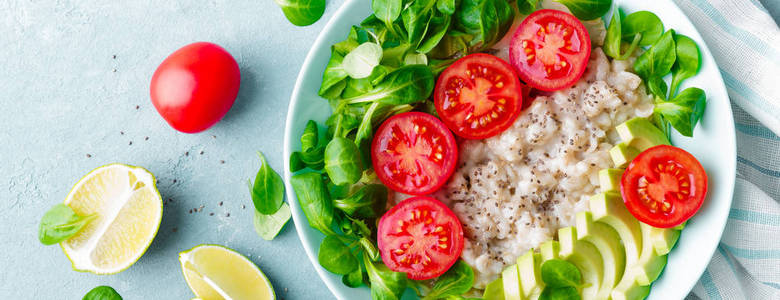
left=483, top=277, right=505, bottom=300
left=540, top=240, right=561, bottom=261
left=609, top=143, right=641, bottom=168
left=598, top=168, right=625, bottom=193
left=502, top=263, right=524, bottom=300
left=517, top=251, right=544, bottom=297
left=589, top=192, right=643, bottom=266
left=616, top=117, right=671, bottom=151
left=576, top=211, right=626, bottom=300
left=558, top=226, right=603, bottom=300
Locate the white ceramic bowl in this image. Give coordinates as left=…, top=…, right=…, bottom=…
left=283, top=1, right=737, bottom=298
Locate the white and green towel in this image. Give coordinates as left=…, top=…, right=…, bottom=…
left=671, top=0, right=780, bottom=299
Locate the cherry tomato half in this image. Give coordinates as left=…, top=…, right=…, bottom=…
left=621, top=145, right=708, bottom=228
left=371, top=112, right=458, bottom=196
left=378, top=196, right=464, bottom=280
left=150, top=42, right=241, bottom=133
left=434, top=53, right=524, bottom=139
left=509, top=9, right=591, bottom=91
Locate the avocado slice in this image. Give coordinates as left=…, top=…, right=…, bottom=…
left=616, top=118, right=671, bottom=151
left=611, top=276, right=650, bottom=300
left=612, top=224, right=670, bottom=300
left=483, top=277, right=505, bottom=300
left=609, top=143, right=641, bottom=168
left=576, top=211, right=626, bottom=300
left=632, top=224, right=669, bottom=286
left=502, top=264, right=524, bottom=300
left=540, top=240, right=561, bottom=261
left=558, top=226, right=603, bottom=300
left=650, top=226, right=682, bottom=256
left=517, top=251, right=543, bottom=297
left=589, top=192, right=642, bottom=266
left=598, top=168, right=625, bottom=193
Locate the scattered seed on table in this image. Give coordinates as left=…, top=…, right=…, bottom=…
left=173, top=179, right=177, bottom=183
left=112, top=69, right=117, bottom=72
left=135, top=105, right=140, bottom=109
left=226, top=213, right=230, bottom=217
left=200, top=151, right=204, bottom=155
left=145, top=137, right=149, bottom=141
left=220, top=160, right=225, bottom=164
left=112, top=55, right=117, bottom=59
left=189, top=209, right=193, bottom=214
left=86, top=154, right=91, bottom=158
left=185, top=151, right=189, bottom=156
left=129, top=141, right=133, bottom=145
left=219, top=201, right=223, bottom=206
left=212, top=135, right=216, bottom=139
left=241, top=205, right=246, bottom=209
left=209, top=212, right=214, bottom=216
left=120, top=131, right=124, bottom=135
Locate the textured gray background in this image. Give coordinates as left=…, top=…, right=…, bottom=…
left=0, top=0, right=344, bottom=298
left=1, top=0, right=777, bottom=299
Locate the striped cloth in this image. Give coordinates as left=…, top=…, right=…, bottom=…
left=670, top=0, right=780, bottom=299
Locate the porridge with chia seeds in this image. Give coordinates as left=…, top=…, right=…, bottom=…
left=435, top=47, right=655, bottom=287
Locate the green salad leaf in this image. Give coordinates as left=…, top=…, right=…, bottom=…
left=250, top=151, right=285, bottom=215
left=669, top=33, right=701, bottom=96
left=83, top=286, right=122, bottom=300
left=622, top=11, right=664, bottom=46
left=344, top=65, right=435, bottom=105
left=274, top=0, right=326, bottom=27
left=422, top=260, right=475, bottom=299
left=554, top=0, right=612, bottom=21
left=633, top=29, right=676, bottom=81
left=324, top=137, right=365, bottom=186
left=39, top=204, right=96, bottom=245
left=539, top=286, right=580, bottom=300
left=333, top=184, right=388, bottom=218
left=343, top=43, right=385, bottom=79
left=517, top=0, right=539, bottom=15
left=291, top=172, right=335, bottom=235
left=654, top=87, right=707, bottom=137
left=455, top=0, right=514, bottom=49
left=253, top=202, right=292, bottom=240
left=364, top=253, right=407, bottom=300
left=373, top=0, right=404, bottom=29
left=541, top=259, right=583, bottom=288
left=343, top=263, right=365, bottom=287
left=319, top=235, right=360, bottom=275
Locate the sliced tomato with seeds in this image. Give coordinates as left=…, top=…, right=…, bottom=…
left=509, top=9, right=591, bottom=91
left=377, top=196, right=464, bottom=280
left=621, top=145, right=708, bottom=228
left=372, top=112, right=458, bottom=195
left=434, top=53, right=523, bottom=139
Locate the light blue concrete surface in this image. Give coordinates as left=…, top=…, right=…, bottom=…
left=0, top=1, right=346, bottom=298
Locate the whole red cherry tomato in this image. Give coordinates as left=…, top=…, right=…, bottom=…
left=150, top=42, right=241, bottom=133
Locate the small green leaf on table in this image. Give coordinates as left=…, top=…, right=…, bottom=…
left=39, top=203, right=96, bottom=245
left=253, top=202, right=292, bottom=241
left=250, top=151, right=285, bottom=215
left=274, top=0, right=326, bottom=27
left=83, top=286, right=123, bottom=300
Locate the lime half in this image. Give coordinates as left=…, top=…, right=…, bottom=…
left=61, top=164, right=163, bottom=274
left=179, top=244, right=275, bottom=300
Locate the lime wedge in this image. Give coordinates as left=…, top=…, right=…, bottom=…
left=61, top=164, right=162, bottom=274
left=179, top=244, right=275, bottom=300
